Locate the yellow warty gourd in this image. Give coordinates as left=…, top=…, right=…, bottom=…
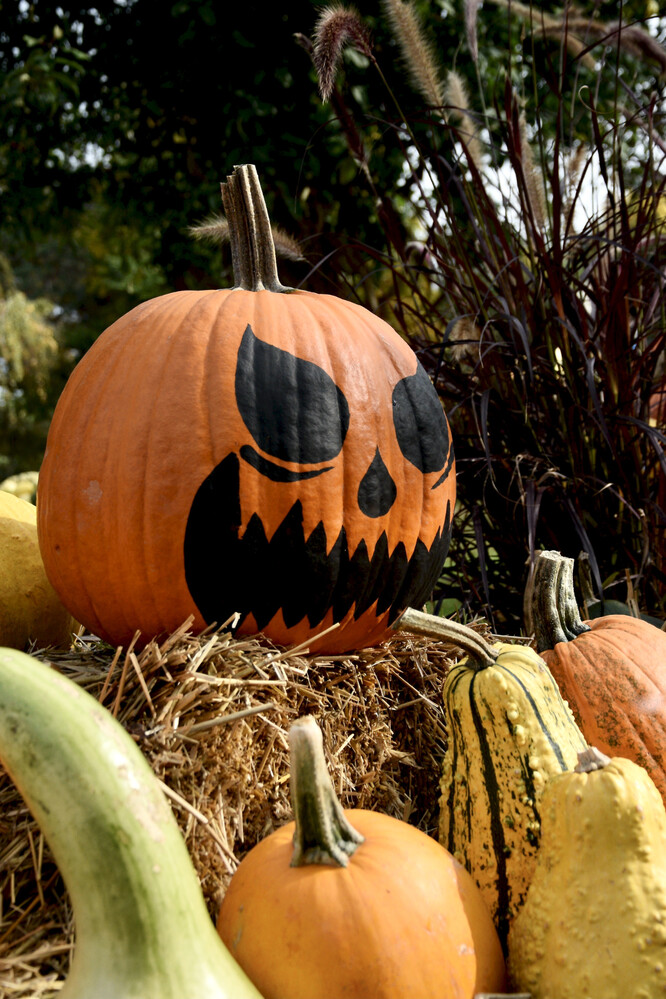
left=508, top=748, right=666, bottom=998
left=0, top=470, right=39, bottom=503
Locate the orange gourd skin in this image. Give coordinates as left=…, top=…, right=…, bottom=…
left=540, top=615, right=666, bottom=802
left=36, top=289, right=455, bottom=653
left=217, top=808, right=507, bottom=999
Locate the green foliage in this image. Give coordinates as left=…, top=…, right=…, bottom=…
left=0, top=285, right=57, bottom=417
left=0, top=256, right=65, bottom=476
left=72, top=195, right=169, bottom=302
left=0, top=290, right=56, bottom=396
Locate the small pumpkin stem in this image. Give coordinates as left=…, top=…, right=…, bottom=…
left=392, top=607, right=499, bottom=668
left=289, top=715, right=364, bottom=868
left=532, top=550, right=591, bottom=652
left=575, top=746, right=612, bottom=772
left=220, top=164, right=291, bottom=293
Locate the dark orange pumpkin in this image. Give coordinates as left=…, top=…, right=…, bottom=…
left=37, top=166, right=455, bottom=652
left=532, top=549, right=666, bottom=802
left=216, top=715, right=507, bottom=999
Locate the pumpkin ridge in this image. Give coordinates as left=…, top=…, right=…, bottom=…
left=589, top=616, right=655, bottom=643
left=41, top=290, right=222, bottom=642
left=114, top=293, right=215, bottom=639
left=555, top=640, right=666, bottom=772
left=139, top=298, right=214, bottom=632
left=39, top=316, right=151, bottom=638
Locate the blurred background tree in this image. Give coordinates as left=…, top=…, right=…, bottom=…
left=1, top=0, right=664, bottom=627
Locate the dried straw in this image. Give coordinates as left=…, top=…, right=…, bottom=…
left=0, top=616, right=488, bottom=996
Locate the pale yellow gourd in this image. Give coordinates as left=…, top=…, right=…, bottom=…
left=0, top=469, right=39, bottom=503
left=0, top=490, right=78, bottom=648
left=508, top=748, right=666, bottom=998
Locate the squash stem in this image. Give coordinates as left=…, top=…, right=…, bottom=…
left=220, top=164, right=291, bottom=293
left=575, top=746, right=611, bottom=772
left=289, top=715, right=364, bottom=867
left=559, top=556, right=591, bottom=639
left=392, top=607, right=499, bottom=669
left=532, top=550, right=591, bottom=652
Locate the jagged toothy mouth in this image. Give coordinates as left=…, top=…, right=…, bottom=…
left=183, top=451, right=452, bottom=633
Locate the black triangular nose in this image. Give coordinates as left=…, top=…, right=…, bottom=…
left=357, top=448, right=397, bottom=518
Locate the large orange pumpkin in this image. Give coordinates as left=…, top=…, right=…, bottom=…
left=37, top=166, right=455, bottom=652
left=217, top=715, right=507, bottom=999
left=532, top=550, right=666, bottom=802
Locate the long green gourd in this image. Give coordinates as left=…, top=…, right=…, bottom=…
left=0, top=647, right=262, bottom=999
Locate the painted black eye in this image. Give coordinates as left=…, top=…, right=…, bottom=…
left=235, top=324, right=350, bottom=464
left=392, top=363, right=450, bottom=473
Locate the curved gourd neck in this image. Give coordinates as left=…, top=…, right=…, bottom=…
left=393, top=607, right=499, bottom=670
left=289, top=715, right=365, bottom=867
left=532, top=550, right=591, bottom=652
left=221, top=163, right=291, bottom=293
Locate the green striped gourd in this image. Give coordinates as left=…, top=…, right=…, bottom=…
left=395, top=608, right=588, bottom=952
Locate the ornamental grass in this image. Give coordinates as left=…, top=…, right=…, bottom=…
left=301, top=0, right=666, bottom=632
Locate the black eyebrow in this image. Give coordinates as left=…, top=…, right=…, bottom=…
left=240, top=445, right=334, bottom=482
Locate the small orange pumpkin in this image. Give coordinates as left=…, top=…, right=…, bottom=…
left=532, top=549, right=666, bottom=802
left=36, top=165, right=455, bottom=652
left=216, top=715, right=507, bottom=999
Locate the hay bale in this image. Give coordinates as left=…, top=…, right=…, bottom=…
left=0, top=616, right=487, bottom=996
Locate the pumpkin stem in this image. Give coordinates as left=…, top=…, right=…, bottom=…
left=289, top=715, right=365, bottom=868
left=392, top=606, right=499, bottom=669
left=532, top=550, right=591, bottom=652
left=575, top=746, right=612, bottom=772
left=220, top=164, right=291, bottom=293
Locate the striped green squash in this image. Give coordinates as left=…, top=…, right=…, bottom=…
left=439, top=642, right=587, bottom=951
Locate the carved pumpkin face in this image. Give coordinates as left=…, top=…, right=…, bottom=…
left=37, top=285, right=455, bottom=653
left=39, top=157, right=458, bottom=655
